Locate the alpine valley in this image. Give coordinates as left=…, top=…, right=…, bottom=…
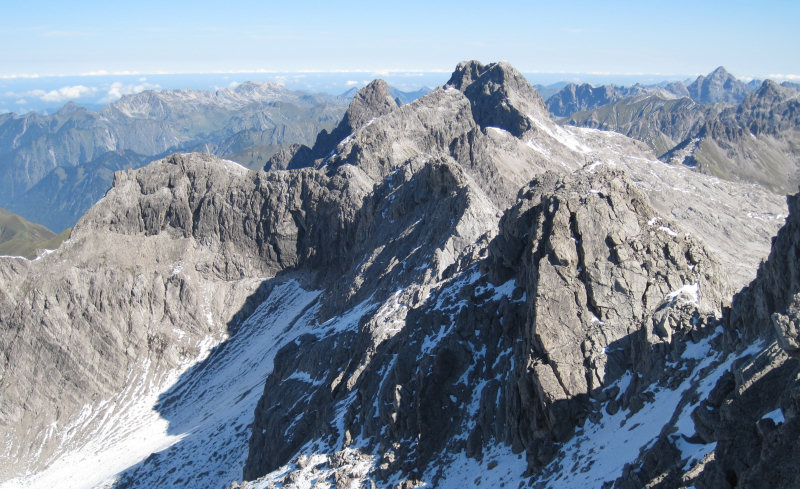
left=1, top=61, right=799, bottom=489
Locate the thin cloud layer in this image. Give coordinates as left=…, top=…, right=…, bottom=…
left=31, top=85, right=97, bottom=103
left=99, top=81, right=161, bottom=103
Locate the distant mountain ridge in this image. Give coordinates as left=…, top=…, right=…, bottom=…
left=546, top=83, right=652, bottom=117
left=552, top=67, right=800, bottom=193
left=0, top=82, right=433, bottom=233
left=0, top=82, right=348, bottom=231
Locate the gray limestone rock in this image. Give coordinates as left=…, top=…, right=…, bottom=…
left=267, top=79, right=400, bottom=171
left=609, top=189, right=800, bottom=489
left=447, top=60, right=548, bottom=137
left=0, top=151, right=374, bottom=479
left=488, top=166, right=726, bottom=466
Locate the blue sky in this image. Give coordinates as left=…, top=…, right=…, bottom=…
left=2, top=0, right=799, bottom=80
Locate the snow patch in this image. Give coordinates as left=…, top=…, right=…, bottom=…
left=1, top=280, right=321, bottom=489
left=474, top=279, right=518, bottom=303
left=658, top=225, right=679, bottom=237
left=666, top=283, right=699, bottom=305
left=531, top=118, right=592, bottom=154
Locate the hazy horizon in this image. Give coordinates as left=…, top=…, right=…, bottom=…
left=2, top=64, right=787, bottom=115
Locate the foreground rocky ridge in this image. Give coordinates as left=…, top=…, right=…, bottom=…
left=0, top=61, right=792, bottom=489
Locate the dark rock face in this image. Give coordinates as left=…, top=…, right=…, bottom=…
left=262, top=143, right=314, bottom=171
left=446, top=60, right=547, bottom=137
left=244, top=155, right=503, bottom=480
left=88, top=153, right=371, bottom=279
left=242, top=166, right=728, bottom=482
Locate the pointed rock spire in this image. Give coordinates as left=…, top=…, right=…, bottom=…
left=688, top=66, right=751, bottom=105
left=341, top=79, right=398, bottom=131
left=265, top=80, right=399, bottom=171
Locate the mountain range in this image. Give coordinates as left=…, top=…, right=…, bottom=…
left=551, top=66, right=800, bottom=193
left=0, top=61, right=798, bottom=489
left=0, top=83, right=429, bottom=233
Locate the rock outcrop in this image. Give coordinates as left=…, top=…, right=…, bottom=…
left=603, top=190, right=800, bottom=489
left=0, top=150, right=374, bottom=479
left=265, top=79, right=399, bottom=171
left=489, top=167, right=726, bottom=466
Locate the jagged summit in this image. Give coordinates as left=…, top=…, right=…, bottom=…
left=688, top=65, right=751, bottom=105
left=750, top=78, right=799, bottom=104
left=446, top=60, right=548, bottom=136
left=265, top=79, right=398, bottom=171
left=709, top=65, right=731, bottom=77
left=341, top=79, right=398, bottom=130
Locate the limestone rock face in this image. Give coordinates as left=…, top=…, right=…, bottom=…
left=612, top=190, right=800, bottom=489
left=0, top=158, right=270, bottom=479
left=726, top=192, right=800, bottom=345
left=447, top=60, right=548, bottom=137
left=690, top=191, right=800, bottom=488
left=242, top=165, right=730, bottom=483
left=0, top=152, right=374, bottom=479
left=489, top=167, right=726, bottom=464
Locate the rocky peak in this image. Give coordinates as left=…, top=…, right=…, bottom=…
left=445, top=60, right=488, bottom=90
left=54, top=101, right=87, bottom=116
left=709, top=65, right=731, bottom=78
left=267, top=79, right=399, bottom=170
left=725, top=78, right=800, bottom=137
left=487, top=166, right=727, bottom=467
left=446, top=60, right=547, bottom=137
left=341, top=79, right=398, bottom=130
left=750, top=78, right=797, bottom=105
left=688, top=66, right=751, bottom=105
